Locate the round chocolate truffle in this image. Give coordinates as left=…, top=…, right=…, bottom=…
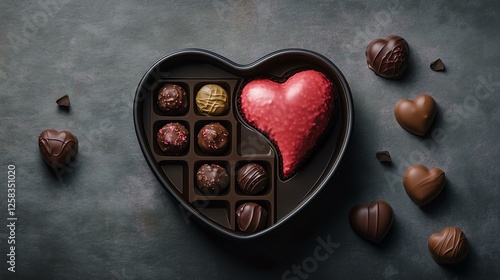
left=197, top=123, right=229, bottom=154
left=157, top=122, right=189, bottom=155
left=157, top=84, right=188, bottom=115
left=195, top=84, right=228, bottom=115
left=236, top=202, right=268, bottom=234
left=237, top=163, right=268, bottom=195
left=196, top=164, right=229, bottom=194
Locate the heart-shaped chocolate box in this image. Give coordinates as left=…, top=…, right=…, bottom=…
left=133, top=49, right=353, bottom=240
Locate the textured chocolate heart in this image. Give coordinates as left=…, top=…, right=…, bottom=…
left=349, top=200, right=394, bottom=243
left=38, top=129, right=78, bottom=169
left=428, top=226, right=469, bottom=264
left=240, top=70, right=334, bottom=179
left=394, top=94, right=437, bottom=136
left=366, top=35, right=409, bottom=79
left=403, top=164, right=445, bottom=206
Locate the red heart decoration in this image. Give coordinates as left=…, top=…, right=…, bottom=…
left=240, top=70, right=334, bottom=179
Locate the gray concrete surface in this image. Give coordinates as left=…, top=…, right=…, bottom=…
left=1, top=0, right=499, bottom=279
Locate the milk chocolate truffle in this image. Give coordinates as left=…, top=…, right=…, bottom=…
left=157, top=122, right=189, bottom=155
left=236, top=202, right=268, bottom=234
left=195, top=84, right=228, bottom=115
left=196, top=164, right=229, bottom=194
left=197, top=123, right=229, bottom=154
left=366, top=35, right=409, bottom=79
left=428, top=226, right=469, bottom=264
left=237, top=163, right=268, bottom=195
left=157, top=84, right=188, bottom=115
left=38, top=129, right=78, bottom=169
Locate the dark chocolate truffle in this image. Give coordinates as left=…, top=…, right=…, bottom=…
left=349, top=200, right=393, bottom=243
left=157, top=84, right=188, bottom=115
left=366, top=35, right=409, bottom=79
left=197, top=123, right=229, bottom=154
left=195, top=84, right=228, bottom=115
left=428, top=226, right=469, bottom=264
left=157, top=122, right=189, bottom=155
left=38, top=129, right=78, bottom=169
left=236, top=202, right=267, bottom=234
left=237, top=163, right=268, bottom=195
left=196, top=164, right=229, bottom=194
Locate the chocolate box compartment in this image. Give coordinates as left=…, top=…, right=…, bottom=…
left=134, top=48, right=354, bottom=240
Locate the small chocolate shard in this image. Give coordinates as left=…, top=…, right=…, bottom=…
left=376, top=151, right=392, bottom=163
left=430, top=59, right=445, bottom=71
left=56, top=95, right=70, bottom=107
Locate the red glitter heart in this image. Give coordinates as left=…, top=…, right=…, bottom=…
left=240, top=70, right=334, bottom=179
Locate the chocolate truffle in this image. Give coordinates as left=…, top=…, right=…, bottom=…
left=366, top=35, right=409, bottom=79
left=237, top=163, right=268, bottom=195
left=157, top=122, right=189, bottom=155
left=236, top=202, right=267, bottom=234
left=38, top=129, right=78, bottom=169
left=195, top=84, right=228, bottom=115
left=196, top=164, right=229, bottom=194
left=197, top=123, right=229, bottom=154
left=157, top=84, right=188, bottom=115
left=349, top=200, right=394, bottom=243
left=428, top=227, right=469, bottom=264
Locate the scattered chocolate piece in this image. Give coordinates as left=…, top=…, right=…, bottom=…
left=403, top=164, right=445, bottom=206
left=394, top=94, right=437, bottom=136
left=428, top=226, right=469, bottom=264
left=195, top=84, right=228, bottom=116
left=430, top=59, right=445, bottom=72
left=156, top=122, right=189, bottom=155
left=376, top=151, right=392, bottom=163
left=157, top=84, right=188, bottom=115
left=56, top=95, right=70, bottom=107
left=197, top=123, right=229, bottom=155
left=196, top=164, right=229, bottom=195
left=366, top=35, right=409, bottom=79
left=349, top=200, right=394, bottom=243
left=38, top=129, right=78, bottom=169
left=236, top=202, right=268, bottom=234
left=237, top=163, right=268, bottom=195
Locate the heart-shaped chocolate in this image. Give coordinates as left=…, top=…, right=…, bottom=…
left=38, top=129, right=79, bottom=169
left=403, top=164, right=445, bottom=206
left=394, top=94, right=437, bottom=136
left=366, top=35, right=409, bottom=79
left=240, top=70, right=334, bottom=179
left=133, top=49, right=353, bottom=240
left=349, top=200, right=394, bottom=243
left=428, top=226, right=469, bottom=264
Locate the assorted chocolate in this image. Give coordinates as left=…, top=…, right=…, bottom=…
left=38, top=129, right=78, bottom=169
left=196, top=164, right=229, bottom=195
left=237, top=163, right=268, bottom=195
left=365, top=35, right=409, bottom=79
left=349, top=200, right=394, bottom=243
left=394, top=93, right=437, bottom=136
left=156, top=122, right=189, bottom=155
left=197, top=122, right=229, bottom=155
left=236, top=202, right=268, bottom=234
left=403, top=164, right=445, bottom=206
left=157, top=83, right=188, bottom=115
left=195, top=84, right=228, bottom=116
left=428, top=226, right=469, bottom=264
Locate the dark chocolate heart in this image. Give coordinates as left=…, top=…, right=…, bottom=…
left=428, top=226, right=469, bottom=264
left=349, top=200, right=394, bottom=243
left=133, top=49, right=353, bottom=240
left=38, top=129, right=78, bottom=169
left=403, top=164, right=445, bottom=206
left=394, top=94, right=437, bottom=136
left=366, top=35, right=409, bottom=79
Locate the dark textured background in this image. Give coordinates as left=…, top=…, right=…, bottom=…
left=1, top=0, right=499, bottom=279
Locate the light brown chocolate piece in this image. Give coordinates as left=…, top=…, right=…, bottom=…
left=394, top=94, right=437, bottom=136
left=403, top=164, right=445, bottom=206
left=195, top=84, right=228, bottom=115
left=428, top=226, right=469, bottom=264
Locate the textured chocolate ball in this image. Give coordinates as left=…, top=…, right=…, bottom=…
left=197, top=123, right=229, bottom=154
left=236, top=202, right=267, bottom=234
left=156, top=122, right=189, bottom=155
left=195, top=84, right=228, bottom=115
left=196, top=164, right=229, bottom=194
left=237, top=163, right=268, bottom=195
left=157, top=84, right=188, bottom=115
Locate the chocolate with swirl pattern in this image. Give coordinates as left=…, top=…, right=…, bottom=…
left=237, top=163, right=268, bottom=195
left=428, top=226, right=469, bottom=264
left=236, top=202, right=268, bottom=234
left=403, top=164, right=445, bottom=206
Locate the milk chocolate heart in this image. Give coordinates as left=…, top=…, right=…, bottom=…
left=394, top=94, right=437, bottom=136
left=403, top=164, right=445, bottom=206
left=366, top=35, right=409, bottom=79
left=240, top=70, right=334, bottom=179
left=349, top=200, right=394, bottom=243
left=428, top=226, right=469, bottom=264
left=38, top=129, right=78, bottom=169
